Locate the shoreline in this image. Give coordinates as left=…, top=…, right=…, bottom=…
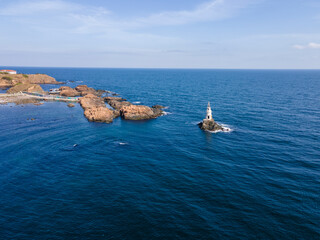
left=0, top=73, right=166, bottom=123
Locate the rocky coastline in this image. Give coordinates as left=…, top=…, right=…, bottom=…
left=0, top=73, right=165, bottom=123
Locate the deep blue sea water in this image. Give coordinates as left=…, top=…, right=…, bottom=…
left=0, top=68, right=319, bottom=239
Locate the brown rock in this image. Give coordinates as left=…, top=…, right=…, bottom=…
left=80, top=90, right=94, bottom=96
left=79, top=94, right=106, bottom=109
left=60, top=89, right=80, bottom=97
left=75, top=85, right=100, bottom=96
left=152, top=105, right=165, bottom=109
left=0, top=73, right=61, bottom=87
left=22, top=74, right=62, bottom=84
left=107, top=100, right=132, bottom=110
left=79, top=94, right=118, bottom=123
left=59, top=86, right=73, bottom=91
left=120, top=104, right=163, bottom=120
left=104, top=96, right=164, bottom=120
left=104, top=97, right=126, bottom=102
left=75, top=85, right=90, bottom=92
left=0, top=79, right=13, bottom=88
left=83, top=107, right=115, bottom=123
left=95, top=89, right=106, bottom=97
left=67, top=103, right=75, bottom=107
left=198, top=119, right=224, bottom=132
left=7, top=83, right=45, bottom=94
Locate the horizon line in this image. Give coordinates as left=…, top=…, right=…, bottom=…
left=1, top=65, right=320, bottom=71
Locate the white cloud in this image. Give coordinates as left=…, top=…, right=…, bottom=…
left=293, top=42, right=320, bottom=49
left=129, top=0, right=257, bottom=27
left=0, top=0, right=76, bottom=16
left=0, top=0, right=258, bottom=59
left=0, top=0, right=110, bottom=16
left=309, top=42, right=320, bottom=48
left=0, top=0, right=256, bottom=28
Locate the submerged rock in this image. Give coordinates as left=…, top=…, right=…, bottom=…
left=34, top=102, right=44, bottom=106
left=67, top=103, right=75, bottom=107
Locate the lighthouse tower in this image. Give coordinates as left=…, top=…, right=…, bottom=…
left=205, top=102, right=213, bottom=120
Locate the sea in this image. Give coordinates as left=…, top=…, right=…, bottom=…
left=0, top=68, right=319, bottom=239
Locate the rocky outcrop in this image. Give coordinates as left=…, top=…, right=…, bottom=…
left=152, top=105, right=165, bottom=109
left=75, top=85, right=91, bottom=92
left=21, top=74, right=61, bottom=84
left=107, top=99, right=132, bottom=110
left=0, top=73, right=61, bottom=88
left=75, top=85, right=104, bottom=97
left=0, top=79, right=13, bottom=88
left=119, top=104, right=163, bottom=120
left=104, top=96, right=126, bottom=102
left=59, top=86, right=80, bottom=97
left=7, top=83, right=45, bottom=94
left=79, top=94, right=105, bottom=108
left=79, top=94, right=118, bottom=123
left=198, top=119, right=224, bottom=132
left=59, top=86, right=72, bottom=91
left=104, top=97, right=164, bottom=120
left=82, top=107, right=116, bottom=123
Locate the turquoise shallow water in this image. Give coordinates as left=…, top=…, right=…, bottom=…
left=0, top=68, right=319, bottom=239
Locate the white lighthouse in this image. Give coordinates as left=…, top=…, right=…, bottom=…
left=205, top=102, right=213, bottom=120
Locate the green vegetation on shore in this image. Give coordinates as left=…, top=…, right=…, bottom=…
left=2, top=76, right=12, bottom=81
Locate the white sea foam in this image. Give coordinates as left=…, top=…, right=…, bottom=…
left=207, top=123, right=233, bottom=133
left=162, top=111, right=172, bottom=116
left=187, top=121, right=202, bottom=125
left=133, top=101, right=141, bottom=104
left=119, top=142, right=128, bottom=145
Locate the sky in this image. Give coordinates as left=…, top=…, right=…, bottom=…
left=0, top=0, right=320, bottom=69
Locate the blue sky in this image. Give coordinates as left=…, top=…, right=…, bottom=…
left=0, top=0, right=320, bottom=69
